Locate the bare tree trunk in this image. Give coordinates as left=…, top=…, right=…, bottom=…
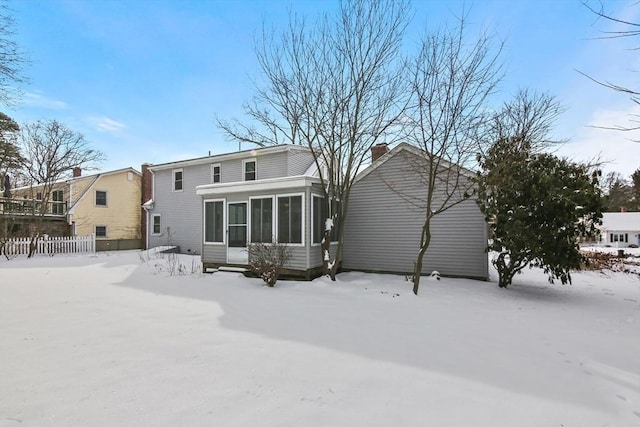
left=412, top=218, right=431, bottom=295
left=321, top=228, right=336, bottom=281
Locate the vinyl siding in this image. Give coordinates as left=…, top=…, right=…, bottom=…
left=288, top=149, right=316, bottom=176
left=343, top=149, right=488, bottom=280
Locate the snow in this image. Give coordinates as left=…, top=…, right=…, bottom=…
left=325, top=217, right=333, bottom=232
left=1, top=250, right=639, bottom=426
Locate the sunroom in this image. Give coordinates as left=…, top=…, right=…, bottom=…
left=195, top=175, right=338, bottom=278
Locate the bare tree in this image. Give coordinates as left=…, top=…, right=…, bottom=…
left=217, top=0, right=410, bottom=280
left=395, top=18, right=503, bottom=295
left=18, top=120, right=104, bottom=257
left=580, top=1, right=639, bottom=139
left=0, top=0, right=28, bottom=106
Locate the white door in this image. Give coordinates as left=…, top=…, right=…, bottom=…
left=227, top=202, right=248, bottom=264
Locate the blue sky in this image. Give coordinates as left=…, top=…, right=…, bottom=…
left=6, top=0, right=640, bottom=178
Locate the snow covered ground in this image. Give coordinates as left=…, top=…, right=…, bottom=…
left=1, top=249, right=638, bottom=427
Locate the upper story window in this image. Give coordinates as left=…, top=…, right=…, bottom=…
left=211, top=164, right=221, bottom=183
left=172, top=169, right=183, bottom=191
left=243, top=159, right=256, bottom=181
left=95, top=190, right=107, bottom=206
left=52, top=190, right=64, bottom=214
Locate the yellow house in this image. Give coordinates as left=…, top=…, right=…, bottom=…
left=10, top=167, right=142, bottom=251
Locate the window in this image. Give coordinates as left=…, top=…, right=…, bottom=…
left=250, top=197, right=273, bottom=243
left=211, top=164, right=221, bottom=183
left=312, top=195, right=339, bottom=244
left=277, top=195, right=302, bottom=244
left=95, top=226, right=107, bottom=237
left=204, top=200, right=224, bottom=243
left=173, top=169, right=183, bottom=191
left=151, top=214, right=161, bottom=235
left=36, top=192, right=42, bottom=200
left=95, top=190, right=107, bottom=206
left=243, top=159, right=256, bottom=181
left=52, top=190, right=64, bottom=214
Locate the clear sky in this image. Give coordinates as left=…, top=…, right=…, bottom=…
left=6, top=0, right=640, bottom=178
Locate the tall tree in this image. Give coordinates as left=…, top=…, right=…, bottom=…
left=18, top=120, right=104, bottom=257
left=477, top=137, right=604, bottom=288
left=631, top=168, right=640, bottom=211
left=602, top=171, right=632, bottom=212
left=397, top=18, right=503, bottom=295
left=0, top=111, right=22, bottom=177
left=217, top=0, right=410, bottom=280
left=0, top=0, right=28, bottom=106
left=580, top=1, right=639, bottom=139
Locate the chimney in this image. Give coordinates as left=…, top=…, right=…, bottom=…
left=141, top=163, right=153, bottom=250
left=621, top=207, right=627, bottom=213
left=73, top=167, right=82, bottom=177
left=371, top=143, right=389, bottom=162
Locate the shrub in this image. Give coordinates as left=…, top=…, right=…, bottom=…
left=248, top=241, right=291, bottom=286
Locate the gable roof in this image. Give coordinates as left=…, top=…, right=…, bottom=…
left=354, top=142, right=476, bottom=184
left=601, top=212, right=640, bottom=231
left=148, top=144, right=312, bottom=171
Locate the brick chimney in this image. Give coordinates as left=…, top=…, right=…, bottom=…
left=141, top=163, right=153, bottom=249
left=73, top=167, right=82, bottom=177
left=371, top=143, right=389, bottom=162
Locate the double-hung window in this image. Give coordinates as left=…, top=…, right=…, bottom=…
left=95, top=190, right=107, bottom=206
left=95, top=225, right=107, bottom=237
left=277, top=195, right=302, bottom=244
left=250, top=197, right=273, bottom=243
left=173, top=169, right=183, bottom=191
left=211, top=164, right=221, bottom=183
left=243, top=159, right=256, bottom=181
left=52, top=190, right=64, bottom=214
left=151, top=214, right=161, bottom=235
left=204, top=200, right=224, bottom=243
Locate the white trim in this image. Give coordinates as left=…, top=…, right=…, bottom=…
left=248, top=195, right=276, bottom=244
left=242, top=158, right=257, bottom=182
left=151, top=214, right=161, bottom=235
left=276, top=192, right=305, bottom=247
left=203, top=199, right=226, bottom=245
left=172, top=168, right=184, bottom=192
left=196, top=175, right=319, bottom=196
left=211, top=163, right=221, bottom=184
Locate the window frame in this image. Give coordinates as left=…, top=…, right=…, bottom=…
left=276, top=192, right=304, bottom=246
left=249, top=195, right=275, bottom=244
left=211, top=163, right=221, bottom=184
left=95, top=225, right=107, bottom=238
left=52, top=190, right=64, bottom=215
left=172, top=168, right=184, bottom=192
left=203, top=199, right=226, bottom=245
left=95, top=190, right=107, bottom=207
left=243, top=159, right=257, bottom=182
left=151, top=214, right=161, bottom=235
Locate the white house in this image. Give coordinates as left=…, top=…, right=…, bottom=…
left=599, top=212, right=640, bottom=248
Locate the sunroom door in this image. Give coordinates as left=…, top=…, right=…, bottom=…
left=227, top=202, right=248, bottom=264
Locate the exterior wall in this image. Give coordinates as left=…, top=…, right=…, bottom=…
left=148, top=148, right=316, bottom=256
left=72, top=171, right=141, bottom=242
left=342, top=149, right=489, bottom=280
left=602, top=230, right=640, bottom=247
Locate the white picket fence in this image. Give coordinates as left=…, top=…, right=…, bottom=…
left=2, top=234, right=95, bottom=257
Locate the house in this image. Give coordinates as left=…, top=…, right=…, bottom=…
left=144, top=143, right=489, bottom=280
left=142, top=144, right=337, bottom=277
left=9, top=167, right=142, bottom=251
left=598, top=212, right=640, bottom=247
left=343, top=143, right=489, bottom=280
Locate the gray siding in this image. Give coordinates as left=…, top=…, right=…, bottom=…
left=343, top=150, right=488, bottom=280
left=148, top=163, right=210, bottom=254
left=288, top=150, right=316, bottom=176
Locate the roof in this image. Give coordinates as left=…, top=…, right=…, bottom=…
left=601, top=212, right=640, bottom=231
left=354, top=142, right=475, bottom=183
left=11, top=167, right=141, bottom=192
left=148, top=144, right=312, bottom=171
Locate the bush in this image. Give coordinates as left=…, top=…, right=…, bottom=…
left=248, top=241, right=291, bottom=286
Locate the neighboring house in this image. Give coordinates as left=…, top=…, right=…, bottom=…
left=144, top=143, right=489, bottom=280
left=143, top=144, right=337, bottom=278
left=598, top=212, right=640, bottom=247
left=343, top=143, right=489, bottom=280
left=10, top=167, right=142, bottom=251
